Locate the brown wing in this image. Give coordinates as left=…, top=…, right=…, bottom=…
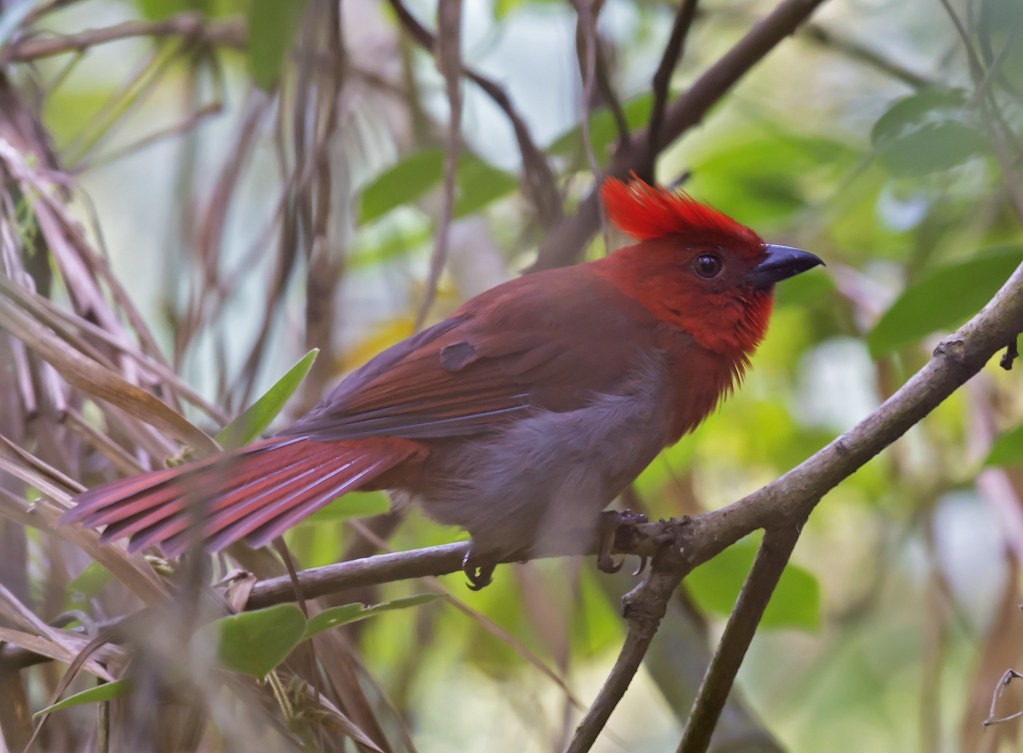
left=282, top=266, right=662, bottom=441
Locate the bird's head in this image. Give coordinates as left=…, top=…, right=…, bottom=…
left=597, top=176, right=823, bottom=357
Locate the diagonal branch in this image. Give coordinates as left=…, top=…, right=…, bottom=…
left=676, top=520, right=805, bottom=753
left=565, top=538, right=688, bottom=753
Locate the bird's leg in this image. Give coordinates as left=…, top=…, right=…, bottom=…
left=596, top=509, right=649, bottom=574
left=462, top=547, right=495, bottom=591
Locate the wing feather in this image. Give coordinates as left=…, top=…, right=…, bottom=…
left=283, top=268, right=663, bottom=442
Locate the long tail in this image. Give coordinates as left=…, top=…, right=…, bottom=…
left=63, top=437, right=423, bottom=556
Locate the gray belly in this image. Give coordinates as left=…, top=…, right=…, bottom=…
left=409, top=355, right=674, bottom=556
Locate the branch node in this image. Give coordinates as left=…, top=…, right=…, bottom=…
left=999, top=335, right=1019, bottom=370
left=620, top=575, right=670, bottom=629
left=933, top=336, right=967, bottom=364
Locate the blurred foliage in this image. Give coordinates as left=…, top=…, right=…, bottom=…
left=247, top=0, right=308, bottom=89
left=359, top=149, right=519, bottom=222
left=685, top=534, right=821, bottom=630
left=0, top=0, right=1020, bottom=752
left=868, top=245, right=1023, bottom=355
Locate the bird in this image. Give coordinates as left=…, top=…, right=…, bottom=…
left=64, top=176, right=823, bottom=589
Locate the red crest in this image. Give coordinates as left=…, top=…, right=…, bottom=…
left=600, top=176, right=761, bottom=250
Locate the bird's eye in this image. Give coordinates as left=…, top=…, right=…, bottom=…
left=693, top=253, right=724, bottom=279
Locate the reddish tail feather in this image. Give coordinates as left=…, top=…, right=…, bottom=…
left=64, top=437, right=422, bottom=556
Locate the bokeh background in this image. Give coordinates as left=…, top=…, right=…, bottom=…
left=1, top=0, right=1022, bottom=751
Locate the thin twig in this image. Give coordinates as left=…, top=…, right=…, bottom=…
left=76, top=100, right=222, bottom=173
left=935, top=0, right=1023, bottom=224
left=574, top=0, right=629, bottom=150
left=676, top=521, right=804, bottom=753
left=565, top=540, right=687, bottom=753
left=984, top=669, right=1023, bottom=726
left=0, top=14, right=244, bottom=64
left=646, top=0, right=700, bottom=177
left=592, top=30, right=629, bottom=147
left=802, top=23, right=930, bottom=89
left=570, top=0, right=609, bottom=253
left=386, top=0, right=562, bottom=228
left=415, top=0, right=461, bottom=331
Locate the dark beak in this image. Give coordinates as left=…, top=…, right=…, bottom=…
left=747, top=244, right=824, bottom=289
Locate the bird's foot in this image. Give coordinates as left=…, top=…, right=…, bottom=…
left=596, top=509, right=648, bottom=574
left=462, top=549, right=495, bottom=591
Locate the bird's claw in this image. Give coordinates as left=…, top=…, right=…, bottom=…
left=632, top=555, right=649, bottom=577
left=462, top=549, right=495, bottom=591
left=596, top=509, right=648, bottom=576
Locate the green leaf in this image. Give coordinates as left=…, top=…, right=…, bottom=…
left=773, top=264, right=836, bottom=307
left=494, top=0, right=525, bottom=17
left=453, top=157, right=519, bottom=218
left=986, top=420, right=1023, bottom=467
left=977, top=0, right=1023, bottom=95
left=216, top=348, right=318, bottom=449
left=303, top=491, right=391, bottom=523
left=684, top=536, right=821, bottom=631
left=304, top=594, right=442, bottom=639
left=868, top=245, right=1023, bottom=356
left=34, top=679, right=134, bottom=716
left=350, top=222, right=431, bottom=269
left=132, top=0, right=198, bottom=19
left=359, top=151, right=517, bottom=224
left=360, top=150, right=445, bottom=223
left=68, top=562, right=113, bottom=599
left=201, top=604, right=307, bottom=677
left=247, top=0, right=308, bottom=90
left=871, top=88, right=988, bottom=176
left=686, top=128, right=857, bottom=228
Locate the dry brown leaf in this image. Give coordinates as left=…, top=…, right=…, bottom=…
left=0, top=295, right=217, bottom=454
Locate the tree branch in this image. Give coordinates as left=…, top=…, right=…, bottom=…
left=246, top=542, right=471, bottom=609
left=0, top=14, right=244, bottom=64
left=566, top=537, right=688, bottom=753
left=676, top=520, right=805, bottom=753
left=532, top=0, right=830, bottom=271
